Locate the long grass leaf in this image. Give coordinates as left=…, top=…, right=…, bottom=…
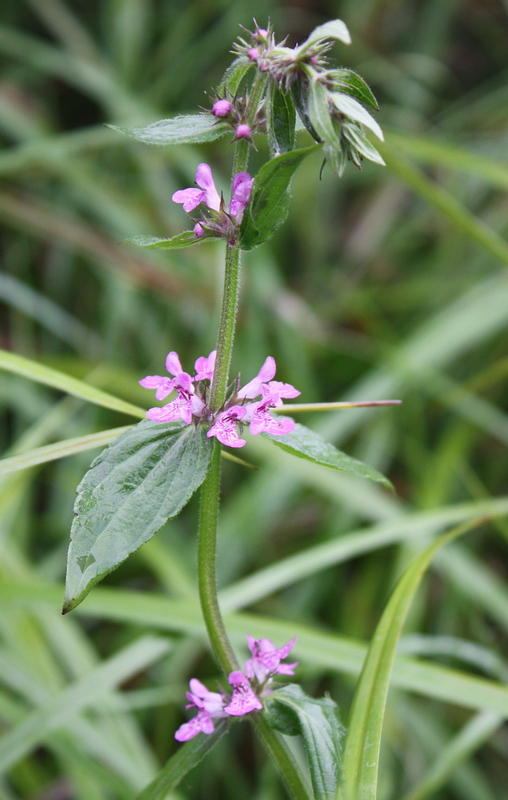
left=0, top=349, right=145, bottom=418
left=337, top=518, right=482, bottom=800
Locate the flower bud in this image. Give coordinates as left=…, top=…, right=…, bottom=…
left=248, top=47, right=260, bottom=61
left=235, top=124, right=251, bottom=140
left=212, top=99, right=233, bottom=118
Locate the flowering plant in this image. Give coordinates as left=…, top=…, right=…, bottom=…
left=59, top=18, right=418, bottom=800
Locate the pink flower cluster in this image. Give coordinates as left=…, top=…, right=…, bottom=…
left=139, top=352, right=300, bottom=448
left=175, top=635, right=297, bottom=741
left=172, top=163, right=253, bottom=245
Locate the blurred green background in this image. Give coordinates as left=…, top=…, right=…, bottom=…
left=1, top=1, right=508, bottom=798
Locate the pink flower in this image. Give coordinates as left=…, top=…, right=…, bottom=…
left=224, top=671, right=263, bottom=716
left=174, top=678, right=227, bottom=741
left=139, top=351, right=185, bottom=401
left=247, top=393, right=296, bottom=436
left=146, top=372, right=202, bottom=425
left=212, top=99, right=233, bottom=118
left=235, top=124, right=252, bottom=140
left=237, top=356, right=277, bottom=399
left=193, top=350, right=216, bottom=382
left=207, top=406, right=247, bottom=448
left=229, top=172, right=254, bottom=222
left=244, top=636, right=298, bottom=684
left=172, top=163, right=221, bottom=213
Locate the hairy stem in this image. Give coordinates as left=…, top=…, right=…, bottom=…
left=197, top=439, right=239, bottom=675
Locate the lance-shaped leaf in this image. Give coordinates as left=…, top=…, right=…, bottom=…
left=239, top=145, right=320, bottom=250
left=63, top=420, right=213, bottom=613
left=330, top=93, right=384, bottom=141
left=266, top=684, right=345, bottom=800
left=296, top=19, right=351, bottom=53
left=266, top=83, right=296, bottom=158
left=330, top=69, right=379, bottom=110
left=125, top=232, right=215, bottom=250
left=108, top=115, right=229, bottom=146
left=337, top=518, right=480, bottom=800
left=218, top=56, right=252, bottom=95
left=262, top=423, right=392, bottom=489
left=307, top=79, right=341, bottom=149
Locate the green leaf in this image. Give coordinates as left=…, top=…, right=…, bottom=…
left=262, top=423, right=392, bottom=489
left=239, top=145, right=320, bottom=250
left=330, top=92, right=384, bottom=141
left=331, top=69, right=379, bottom=110
left=108, top=115, right=230, bottom=146
left=136, top=722, right=227, bottom=800
left=297, top=20, right=351, bottom=52
left=0, top=426, right=132, bottom=475
left=0, top=348, right=145, bottom=418
left=266, top=684, right=344, bottom=800
left=0, top=635, right=170, bottom=775
left=63, top=420, right=213, bottom=613
left=307, top=80, right=341, bottom=148
left=266, top=83, right=296, bottom=157
left=218, top=56, right=252, bottom=94
left=337, top=519, right=479, bottom=800
left=342, top=123, right=386, bottom=167
left=125, top=232, right=211, bottom=250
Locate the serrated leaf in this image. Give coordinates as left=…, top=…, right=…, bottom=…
left=136, top=722, right=226, bottom=800
left=125, top=232, right=209, bottom=250
left=239, top=145, right=320, bottom=250
left=307, top=80, right=341, bottom=148
left=330, top=93, right=384, bottom=141
left=63, top=420, right=213, bottom=613
left=266, top=684, right=344, bottom=800
left=331, top=69, right=378, bottom=110
left=297, top=19, right=351, bottom=52
left=262, top=423, right=392, bottom=489
left=108, top=115, right=229, bottom=146
left=337, top=519, right=479, bottom=800
left=266, top=83, right=296, bottom=157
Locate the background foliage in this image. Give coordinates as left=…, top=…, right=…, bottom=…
left=1, top=0, right=508, bottom=798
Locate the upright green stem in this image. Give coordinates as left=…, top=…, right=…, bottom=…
left=197, top=439, right=239, bottom=675
left=197, top=130, right=311, bottom=800
left=209, top=139, right=249, bottom=413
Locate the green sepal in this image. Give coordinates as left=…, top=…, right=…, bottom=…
left=262, top=422, right=393, bottom=489
left=63, top=420, right=213, bottom=613
left=265, top=684, right=345, bottom=800
left=266, top=82, right=296, bottom=158
left=124, top=232, right=210, bottom=250
left=108, top=115, right=229, bottom=146
left=239, top=145, right=320, bottom=250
